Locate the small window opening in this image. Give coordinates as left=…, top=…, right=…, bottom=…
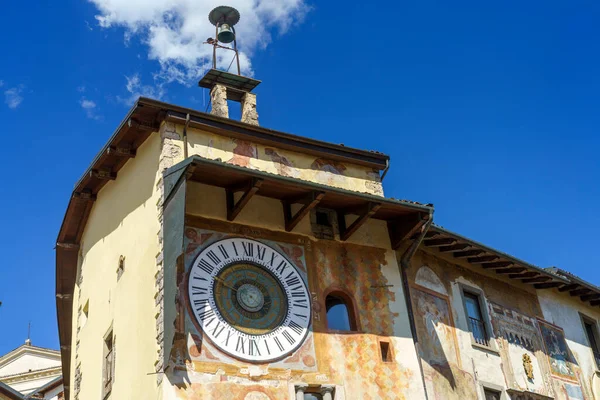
left=483, top=388, right=502, bottom=400
left=326, top=293, right=355, bottom=331
left=583, top=318, right=600, bottom=369
left=81, top=300, right=89, bottom=329
left=380, top=341, right=392, bottom=362
left=117, top=256, right=125, bottom=280
left=304, top=394, right=323, bottom=400
left=316, top=211, right=331, bottom=227
left=102, top=330, right=115, bottom=398
left=463, top=291, right=490, bottom=346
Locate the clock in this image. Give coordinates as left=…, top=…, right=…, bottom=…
left=188, top=237, right=311, bottom=363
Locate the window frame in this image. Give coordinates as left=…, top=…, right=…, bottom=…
left=458, top=283, right=497, bottom=352
left=323, top=286, right=360, bottom=333
left=102, top=326, right=115, bottom=399
left=579, top=313, right=600, bottom=372
left=479, top=381, right=507, bottom=400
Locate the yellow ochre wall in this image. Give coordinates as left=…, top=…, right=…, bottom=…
left=160, top=182, right=426, bottom=400
left=70, top=133, right=162, bottom=400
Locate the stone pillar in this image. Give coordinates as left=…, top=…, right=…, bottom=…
left=295, top=383, right=308, bottom=400
left=210, top=84, right=229, bottom=118
left=241, top=92, right=259, bottom=125
left=320, top=385, right=335, bottom=400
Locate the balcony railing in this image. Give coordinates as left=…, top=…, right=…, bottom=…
left=468, top=317, right=489, bottom=346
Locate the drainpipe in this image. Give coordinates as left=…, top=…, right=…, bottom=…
left=380, top=159, right=390, bottom=181
left=399, top=216, right=433, bottom=400
left=183, top=113, right=190, bottom=159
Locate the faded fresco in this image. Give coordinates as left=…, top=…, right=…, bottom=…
left=410, top=284, right=477, bottom=400
left=538, top=319, right=578, bottom=382
left=165, top=218, right=422, bottom=400
left=489, top=302, right=553, bottom=397
left=186, top=126, right=384, bottom=196
left=312, top=240, right=418, bottom=399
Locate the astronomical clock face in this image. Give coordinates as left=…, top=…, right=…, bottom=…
left=188, top=237, right=311, bottom=363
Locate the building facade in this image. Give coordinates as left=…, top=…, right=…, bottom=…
left=0, top=341, right=64, bottom=399
left=56, top=72, right=600, bottom=400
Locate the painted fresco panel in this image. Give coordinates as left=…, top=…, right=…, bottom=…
left=411, top=286, right=459, bottom=367
left=185, top=126, right=385, bottom=196
left=538, top=319, right=578, bottom=382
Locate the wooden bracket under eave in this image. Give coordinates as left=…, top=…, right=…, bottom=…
left=388, top=213, right=429, bottom=250
left=226, top=178, right=263, bottom=221
left=90, top=169, right=117, bottom=180
left=107, top=146, right=136, bottom=158
left=534, top=282, right=564, bottom=289
left=282, top=191, right=325, bottom=232
left=338, top=202, right=382, bottom=242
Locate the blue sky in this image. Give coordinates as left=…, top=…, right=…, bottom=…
left=1, top=0, right=599, bottom=354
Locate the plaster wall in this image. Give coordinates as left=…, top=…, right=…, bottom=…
left=70, top=133, right=162, bottom=399
left=160, top=184, right=425, bottom=400
left=407, top=249, right=555, bottom=400
left=0, top=355, right=60, bottom=377
left=183, top=125, right=385, bottom=196
left=538, top=290, right=600, bottom=400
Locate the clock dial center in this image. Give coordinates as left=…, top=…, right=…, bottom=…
left=237, top=283, right=265, bottom=312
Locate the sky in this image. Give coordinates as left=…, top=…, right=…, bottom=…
left=1, top=0, right=599, bottom=355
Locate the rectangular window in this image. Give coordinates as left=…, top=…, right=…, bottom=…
left=379, top=341, right=392, bottom=362
left=102, top=330, right=115, bottom=398
left=583, top=318, right=600, bottom=369
left=463, top=291, right=489, bottom=346
left=483, top=388, right=501, bottom=400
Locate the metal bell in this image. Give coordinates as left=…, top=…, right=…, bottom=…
left=217, top=24, right=235, bottom=43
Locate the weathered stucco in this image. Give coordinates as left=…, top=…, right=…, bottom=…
left=159, top=187, right=426, bottom=400
left=407, top=248, right=598, bottom=400
left=71, top=133, right=162, bottom=399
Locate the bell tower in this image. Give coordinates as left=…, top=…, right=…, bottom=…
left=199, top=6, right=261, bottom=125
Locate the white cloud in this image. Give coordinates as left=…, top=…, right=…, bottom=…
left=77, top=85, right=86, bottom=93
left=4, top=86, right=24, bottom=109
left=80, top=97, right=102, bottom=120
left=89, top=0, right=309, bottom=86
left=117, top=73, right=166, bottom=105
left=0, top=80, right=4, bottom=88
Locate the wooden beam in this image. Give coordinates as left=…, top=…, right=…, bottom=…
left=424, top=230, right=441, bottom=239
left=581, top=293, right=600, bottom=302
left=534, top=282, right=563, bottom=289
left=107, top=146, right=136, bottom=158
left=454, top=250, right=484, bottom=259
left=338, top=202, right=382, bottom=241
left=226, top=178, right=263, bottom=221
left=90, top=169, right=116, bottom=180
left=570, top=288, right=592, bottom=297
left=438, top=243, right=470, bottom=253
left=509, top=272, right=539, bottom=279
left=467, top=255, right=499, bottom=264
left=423, top=238, right=456, bottom=247
left=282, top=191, right=325, bottom=232
left=388, top=214, right=426, bottom=249
left=480, top=261, right=514, bottom=269
left=558, top=284, right=580, bottom=292
left=522, top=276, right=552, bottom=284
left=591, top=300, right=600, bottom=307
left=495, top=267, right=526, bottom=274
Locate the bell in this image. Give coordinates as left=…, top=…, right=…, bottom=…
left=217, top=24, right=235, bottom=43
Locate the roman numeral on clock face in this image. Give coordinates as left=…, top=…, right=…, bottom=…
left=218, top=244, right=229, bottom=259
left=242, top=241, right=254, bottom=257
left=249, top=339, right=261, bottom=356
left=207, top=250, right=220, bottom=265
left=236, top=336, right=247, bottom=354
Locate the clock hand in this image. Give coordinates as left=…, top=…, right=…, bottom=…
left=214, top=276, right=237, bottom=292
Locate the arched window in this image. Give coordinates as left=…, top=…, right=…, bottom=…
left=325, top=291, right=357, bottom=332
